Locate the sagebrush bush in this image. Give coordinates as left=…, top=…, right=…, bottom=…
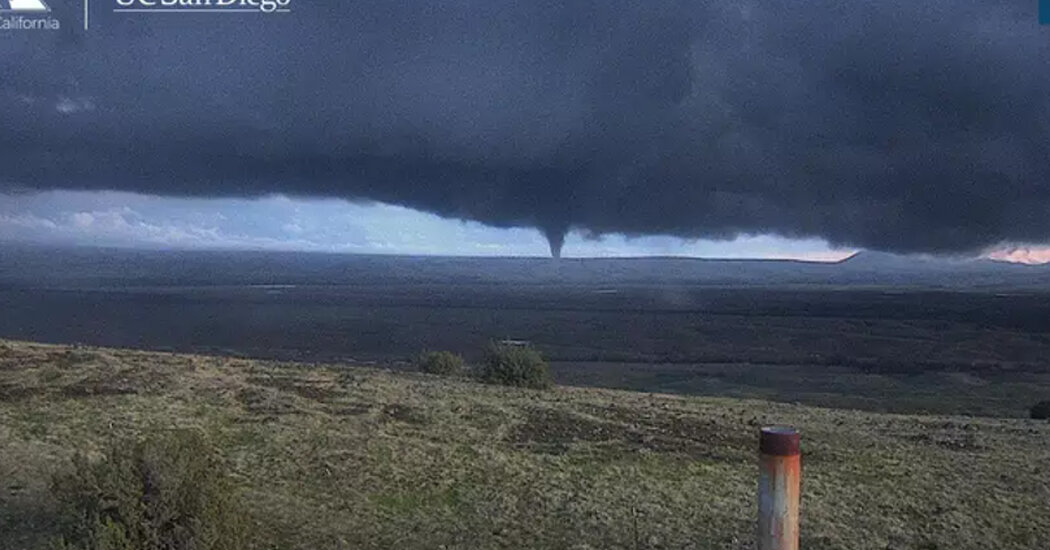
left=478, top=343, right=552, bottom=389
left=417, top=351, right=464, bottom=376
left=50, top=429, right=253, bottom=550
left=1031, top=400, right=1050, bottom=420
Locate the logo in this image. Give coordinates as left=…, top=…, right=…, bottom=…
left=0, top=0, right=61, bottom=30
left=114, top=0, right=291, bottom=14
left=0, top=0, right=51, bottom=12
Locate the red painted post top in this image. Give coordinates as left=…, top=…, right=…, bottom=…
left=760, top=426, right=800, bottom=456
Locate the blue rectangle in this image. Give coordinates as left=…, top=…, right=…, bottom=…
left=1042, top=0, right=1050, bottom=24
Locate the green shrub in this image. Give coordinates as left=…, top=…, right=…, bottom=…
left=1031, top=400, right=1050, bottom=420
left=417, top=351, right=465, bottom=375
left=478, top=343, right=552, bottom=389
left=50, top=429, right=253, bottom=550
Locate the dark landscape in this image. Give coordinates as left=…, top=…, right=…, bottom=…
left=3, top=245, right=1050, bottom=417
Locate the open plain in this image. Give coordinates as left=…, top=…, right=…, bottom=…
left=1, top=340, right=1048, bottom=549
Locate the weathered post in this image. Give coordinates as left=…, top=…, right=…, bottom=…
left=757, top=426, right=800, bottom=550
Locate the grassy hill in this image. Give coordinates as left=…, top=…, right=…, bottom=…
left=1, top=340, right=1048, bottom=549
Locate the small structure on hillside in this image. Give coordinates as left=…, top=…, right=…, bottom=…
left=497, top=339, right=531, bottom=348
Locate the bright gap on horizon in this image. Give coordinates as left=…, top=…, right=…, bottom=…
left=1, top=190, right=1047, bottom=264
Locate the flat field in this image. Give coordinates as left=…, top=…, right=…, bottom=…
left=5, top=248, right=1050, bottom=417
left=4, top=282, right=1050, bottom=417
left=1, top=340, right=1048, bottom=549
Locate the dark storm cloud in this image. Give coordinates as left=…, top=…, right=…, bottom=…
left=2, top=0, right=1048, bottom=255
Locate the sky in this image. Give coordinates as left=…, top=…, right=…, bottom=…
left=0, top=191, right=855, bottom=260
left=2, top=1, right=1049, bottom=260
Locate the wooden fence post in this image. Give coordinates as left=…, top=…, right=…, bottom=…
left=758, top=426, right=800, bottom=550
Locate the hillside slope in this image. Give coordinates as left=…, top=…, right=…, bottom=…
left=0, top=340, right=1048, bottom=549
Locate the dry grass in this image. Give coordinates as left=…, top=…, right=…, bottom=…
left=0, top=339, right=1048, bottom=549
